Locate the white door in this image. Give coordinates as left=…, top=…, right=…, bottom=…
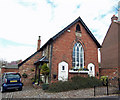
left=88, top=63, right=95, bottom=77
left=58, top=61, right=68, bottom=81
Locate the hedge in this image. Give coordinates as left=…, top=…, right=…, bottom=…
left=47, top=76, right=103, bottom=92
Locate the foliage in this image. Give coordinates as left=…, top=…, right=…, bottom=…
left=72, top=68, right=89, bottom=71
left=100, top=76, right=108, bottom=86
left=47, top=76, right=103, bottom=92
left=78, top=68, right=89, bottom=71
left=42, top=83, right=49, bottom=90
left=31, top=76, right=43, bottom=84
left=22, top=73, right=27, bottom=78
left=71, top=76, right=102, bottom=87
left=31, top=77, right=37, bottom=83
left=47, top=81, right=73, bottom=92
left=71, top=66, right=74, bottom=70
left=41, top=63, right=49, bottom=75
left=30, top=68, right=35, bottom=71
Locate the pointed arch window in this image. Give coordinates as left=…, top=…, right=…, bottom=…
left=76, top=24, right=81, bottom=32
left=72, top=42, right=84, bottom=69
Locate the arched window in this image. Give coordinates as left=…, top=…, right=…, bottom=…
left=76, top=24, right=81, bottom=32
left=72, top=42, right=84, bottom=69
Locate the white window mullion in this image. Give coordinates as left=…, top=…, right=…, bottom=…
left=79, top=46, right=81, bottom=69
left=81, top=47, right=83, bottom=69
left=72, top=42, right=84, bottom=70
left=83, top=49, right=84, bottom=68
left=75, top=46, right=77, bottom=69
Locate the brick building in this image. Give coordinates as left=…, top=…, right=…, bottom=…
left=0, top=60, right=21, bottom=74
left=19, top=17, right=101, bottom=85
left=1, top=65, right=19, bottom=74
left=100, top=15, right=120, bottom=85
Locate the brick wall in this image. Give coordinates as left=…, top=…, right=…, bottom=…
left=51, top=22, right=99, bottom=81
left=19, top=51, right=42, bottom=86
left=19, top=21, right=100, bottom=85
left=99, top=67, right=118, bottom=79
left=101, top=22, right=118, bottom=69
left=1, top=68, right=19, bottom=74
left=69, top=73, right=88, bottom=80
left=118, top=24, right=120, bottom=78
left=99, top=67, right=118, bottom=86
left=101, top=22, right=119, bottom=86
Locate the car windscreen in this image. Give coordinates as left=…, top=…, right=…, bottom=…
left=6, top=73, right=21, bottom=79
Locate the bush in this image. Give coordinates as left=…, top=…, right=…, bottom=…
left=47, top=76, right=103, bottom=92
left=47, top=81, right=73, bottom=92
left=41, top=63, right=49, bottom=75
left=100, top=76, right=108, bottom=86
left=71, top=76, right=102, bottom=88
left=22, top=73, right=27, bottom=78
left=42, top=83, right=49, bottom=90
left=31, top=76, right=43, bottom=84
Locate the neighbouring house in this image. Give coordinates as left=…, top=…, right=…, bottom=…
left=100, top=11, right=120, bottom=86
left=1, top=60, right=22, bottom=74
left=18, top=16, right=101, bottom=86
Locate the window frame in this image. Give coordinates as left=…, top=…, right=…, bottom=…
left=76, top=24, right=81, bottom=32
left=72, top=42, right=84, bottom=69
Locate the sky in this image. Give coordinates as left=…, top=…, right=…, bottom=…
left=0, top=0, right=119, bottom=62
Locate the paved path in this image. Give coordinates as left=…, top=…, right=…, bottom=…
left=2, top=86, right=119, bottom=98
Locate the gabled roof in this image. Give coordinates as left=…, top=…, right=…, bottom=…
left=102, top=22, right=120, bottom=46
left=18, top=51, right=39, bottom=67
left=2, top=64, right=18, bottom=69
left=19, top=16, right=101, bottom=67
left=41, top=16, right=101, bottom=49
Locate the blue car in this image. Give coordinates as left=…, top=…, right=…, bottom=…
left=1, top=72, right=23, bottom=93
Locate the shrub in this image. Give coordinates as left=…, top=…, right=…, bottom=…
left=41, top=63, right=49, bottom=75
left=31, top=76, right=43, bottom=84
left=47, top=81, right=73, bottom=92
left=42, top=83, right=49, bottom=90
left=47, top=76, right=102, bottom=92
left=71, top=76, right=102, bottom=88
left=31, top=68, right=35, bottom=71
left=100, top=76, right=108, bottom=86
left=22, top=73, right=27, bottom=78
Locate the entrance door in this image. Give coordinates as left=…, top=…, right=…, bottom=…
left=88, top=63, right=95, bottom=77
left=58, top=61, right=68, bottom=81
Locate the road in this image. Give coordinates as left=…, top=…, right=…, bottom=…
left=1, top=86, right=119, bottom=99
left=95, top=95, right=120, bottom=100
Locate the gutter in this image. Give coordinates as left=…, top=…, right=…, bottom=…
left=49, top=42, right=53, bottom=83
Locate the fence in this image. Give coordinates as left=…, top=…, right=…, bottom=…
left=94, top=78, right=119, bottom=96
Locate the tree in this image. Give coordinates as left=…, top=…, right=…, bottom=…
left=41, top=63, right=49, bottom=83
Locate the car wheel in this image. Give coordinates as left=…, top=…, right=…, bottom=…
left=1, top=86, right=4, bottom=93
left=18, top=87, right=22, bottom=91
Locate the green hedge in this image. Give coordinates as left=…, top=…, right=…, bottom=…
left=47, top=76, right=102, bottom=92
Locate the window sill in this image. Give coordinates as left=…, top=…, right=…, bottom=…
left=69, top=70, right=89, bottom=73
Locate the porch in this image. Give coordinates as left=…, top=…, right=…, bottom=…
left=34, top=56, right=49, bottom=85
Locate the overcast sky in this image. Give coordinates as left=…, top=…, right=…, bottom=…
left=0, top=0, right=119, bottom=62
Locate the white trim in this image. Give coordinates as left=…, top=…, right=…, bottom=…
left=69, top=70, right=89, bottom=73
left=67, top=30, right=71, bottom=32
